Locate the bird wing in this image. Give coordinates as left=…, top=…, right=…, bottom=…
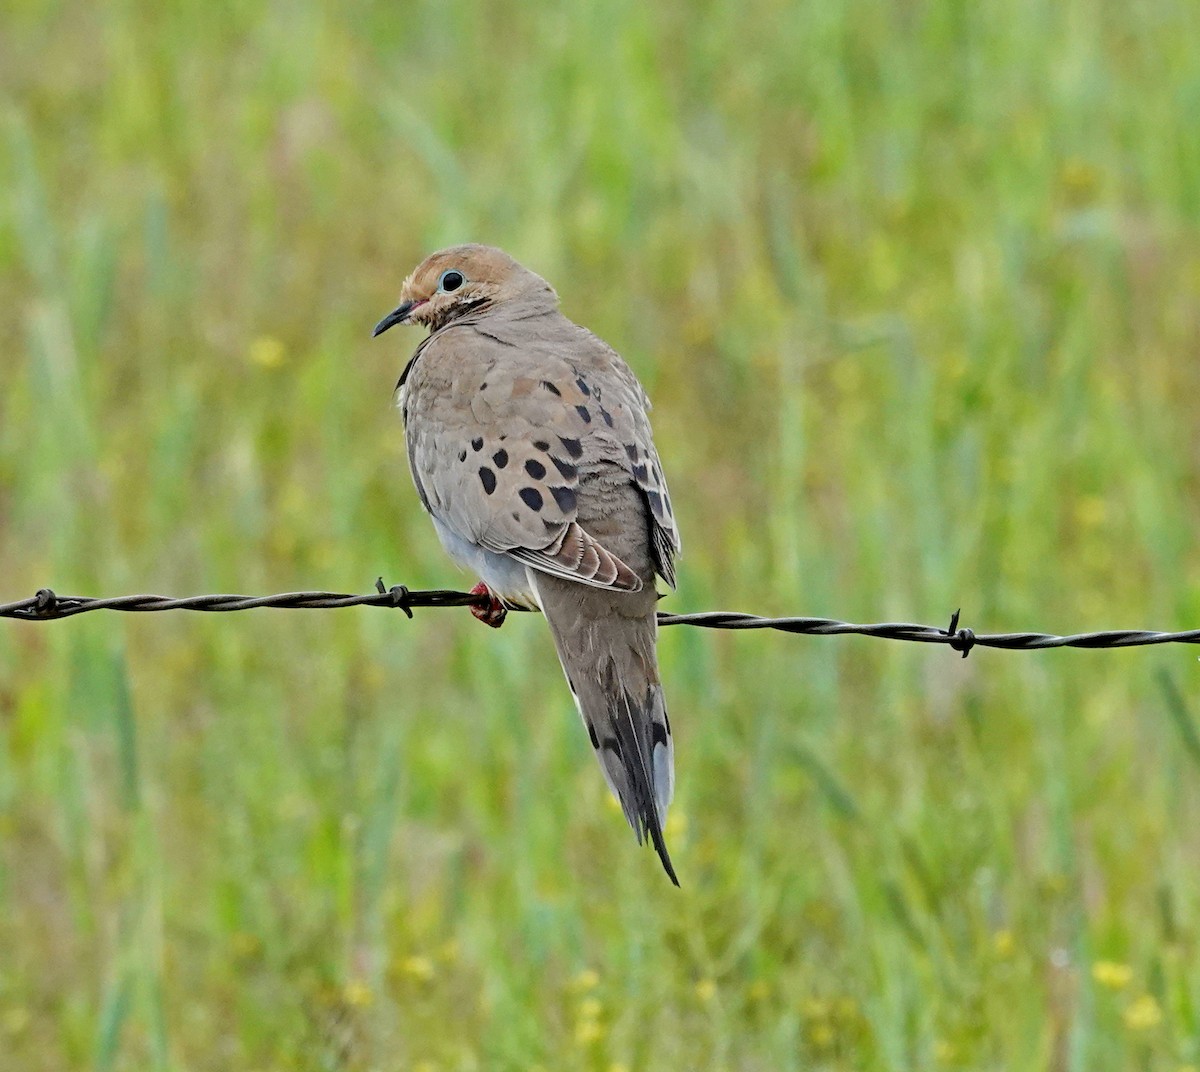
left=400, top=319, right=677, bottom=592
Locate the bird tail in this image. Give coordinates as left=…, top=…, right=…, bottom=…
left=532, top=574, right=678, bottom=885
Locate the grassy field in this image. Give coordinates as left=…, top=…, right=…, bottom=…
left=3, top=0, right=1200, bottom=1067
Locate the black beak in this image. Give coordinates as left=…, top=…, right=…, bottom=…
left=373, top=301, right=416, bottom=337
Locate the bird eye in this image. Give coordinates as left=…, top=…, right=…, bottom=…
left=438, top=270, right=465, bottom=293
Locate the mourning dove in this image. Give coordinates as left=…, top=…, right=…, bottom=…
left=373, top=245, right=682, bottom=884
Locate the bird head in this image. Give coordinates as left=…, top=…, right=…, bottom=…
left=373, top=244, right=556, bottom=337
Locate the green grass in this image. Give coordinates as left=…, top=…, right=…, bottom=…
left=3, top=0, right=1200, bottom=1067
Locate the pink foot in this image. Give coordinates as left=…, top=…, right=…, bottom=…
left=469, top=582, right=507, bottom=628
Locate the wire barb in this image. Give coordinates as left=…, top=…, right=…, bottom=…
left=376, top=577, right=413, bottom=618
left=3, top=584, right=1200, bottom=654
left=943, top=608, right=977, bottom=659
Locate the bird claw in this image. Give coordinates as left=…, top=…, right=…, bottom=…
left=469, top=582, right=507, bottom=628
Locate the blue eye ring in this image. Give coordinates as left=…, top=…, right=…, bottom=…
left=438, top=269, right=465, bottom=293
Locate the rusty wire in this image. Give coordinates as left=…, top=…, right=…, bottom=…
left=3, top=583, right=1200, bottom=658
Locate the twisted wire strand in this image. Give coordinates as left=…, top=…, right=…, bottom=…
left=3, top=584, right=1200, bottom=656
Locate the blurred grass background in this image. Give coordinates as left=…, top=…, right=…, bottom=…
left=2, top=0, right=1200, bottom=1067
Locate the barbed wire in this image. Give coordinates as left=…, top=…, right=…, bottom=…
left=3, top=582, right=1200, bottom=658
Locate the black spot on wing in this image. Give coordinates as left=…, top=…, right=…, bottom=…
left=533, top=439, right=550, bottom=452
left=524, top=458, right=546, bottom=479
left=559, top=436, right=583, bottom=459
left=651, top=722, right=669, bottom=748
left=541, top=380, right=562, bottom=396
left=551, top=456, right=576, bottom=480
left=576, top=377, right=591, bottom=397
left=471, top=437, right=483, bottom=451
left=549, top=486, right=577, bottom=513
left=625, top=443, right=639, bottom=463
left=575, top=405, right=591, bottom=423
left=519, top=487, right=544, bottom=511
left=632, top=463, right=648, bottom=483
left=600, top=407, right=614, bottom=427
left=478, top=467, right=497, bottom=495
left=457, top=449, right=466, bottom=462
left=492, top=449, right=508, bottom=469
left=587, top=722, right=599, bottom=749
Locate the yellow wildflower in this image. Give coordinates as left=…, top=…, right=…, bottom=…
left=801, top=998, right=829, bottom=1019
left=1123, top=995, right=1163, bottom=1031
left=248, top=335, right=286, bottom=369
left=402, top=955, right=435, bottom=982
left=934, top=1039, right=957, bottom=1062
left=809, top=1022, right=835, bottom=1048
left=1092, top=961, right=1132, bottom=990
left=342, top=979, right=373, bottom=1007
left=579, top=997, right=603, bottom=1021
left=747, top=980, right=771, bottom=1002
left=575, top=1018, right=605, bottom=1045
left=1075, top=496, right=1107, bottom=529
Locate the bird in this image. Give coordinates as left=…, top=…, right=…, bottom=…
left=373, top=244, right=682, bottom=884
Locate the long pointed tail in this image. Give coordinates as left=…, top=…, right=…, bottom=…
left=593, top=661, right=677, bottom=884
left=533, top=574, right=678, bottom=885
